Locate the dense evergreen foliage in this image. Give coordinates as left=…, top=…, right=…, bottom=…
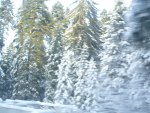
left=65, top=0, right=102, bottom=61
left=44, top=1, right=64, bottom=102
left=126, top=0, right=150, bottom=112
left=55, top=0, right=101, bottom=107
left=0, top=0, right=13, bottom=99
left=11, top=0, right=51, bottom=101
left=1, top=0, right=150, bottom=113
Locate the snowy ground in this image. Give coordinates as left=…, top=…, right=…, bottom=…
left=0, top=98, right=82, bottom=113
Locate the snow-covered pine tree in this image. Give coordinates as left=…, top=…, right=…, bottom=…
left=125, top=0, right=150, bottom=112
left=54, top=49, right=77, bottom=104
left=0, top=0, right=13, bottom=99
left=1, top=43, right=16, bottom=99
left=74, top=44, right=100, bottom=112
left=55, top=0, right=102, bottom=106
left=12, top=0, right=51, bottom=101
left=98, top=1, right=131, bottom=113
left=74, top=44, right=90, bottom=108
left=44, top=1, right=65, bottom=102
left=12, top=37, right=40, bottom=100
left=100, top=0, right=128, bottom=79
left=0, top=0, right=13, bottom=50
left=83, top=58, right=100, bottom=113
left=65, top=0, right=102, bottom=63
left=100, top=9, right=111, bottom=36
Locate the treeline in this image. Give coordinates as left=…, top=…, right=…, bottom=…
left=1, top=0, right=150, bottom=113
left=0, top=0, right=126, bottom=109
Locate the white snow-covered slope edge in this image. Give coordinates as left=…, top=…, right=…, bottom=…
left=0, top=99, right=83, bottom=113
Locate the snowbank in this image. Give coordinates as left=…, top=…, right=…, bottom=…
left=0, top=99, right=81, bottom=113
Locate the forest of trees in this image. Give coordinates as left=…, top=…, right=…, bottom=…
left=0, top=0, right=150, bottom=113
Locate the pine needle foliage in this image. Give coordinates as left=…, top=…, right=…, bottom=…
left=65, top=0, right=102, bottom=61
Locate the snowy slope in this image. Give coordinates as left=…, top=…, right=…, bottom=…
left=0, top=99, right=83, bottom=113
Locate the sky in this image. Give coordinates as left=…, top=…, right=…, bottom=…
left=4, top=0, right=132, bottom=50
left=12, top=0, right=132, bottom=13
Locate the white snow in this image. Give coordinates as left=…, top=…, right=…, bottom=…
left=0, top=99, right=82, bottom=113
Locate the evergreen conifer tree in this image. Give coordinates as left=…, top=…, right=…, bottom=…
left=0, top=0, right=13, bottom=99
left=125, top=0, right=150, bottom=112
left=65, top=0, right=102, bottom=62
left=74, top=44, right=100, bottom=112
left=98, top=1, right=131, bottom=113
left=12, top=0, right=51, bottom=101
left=55, top=0, right=102, bottom=108
left=54, top=49, right=76, bottom=104
left=1, top=43, right=16, bottom=99
left=74, top=44, right=89, bottom=108
left=44, top=1, right=65, bottom=102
